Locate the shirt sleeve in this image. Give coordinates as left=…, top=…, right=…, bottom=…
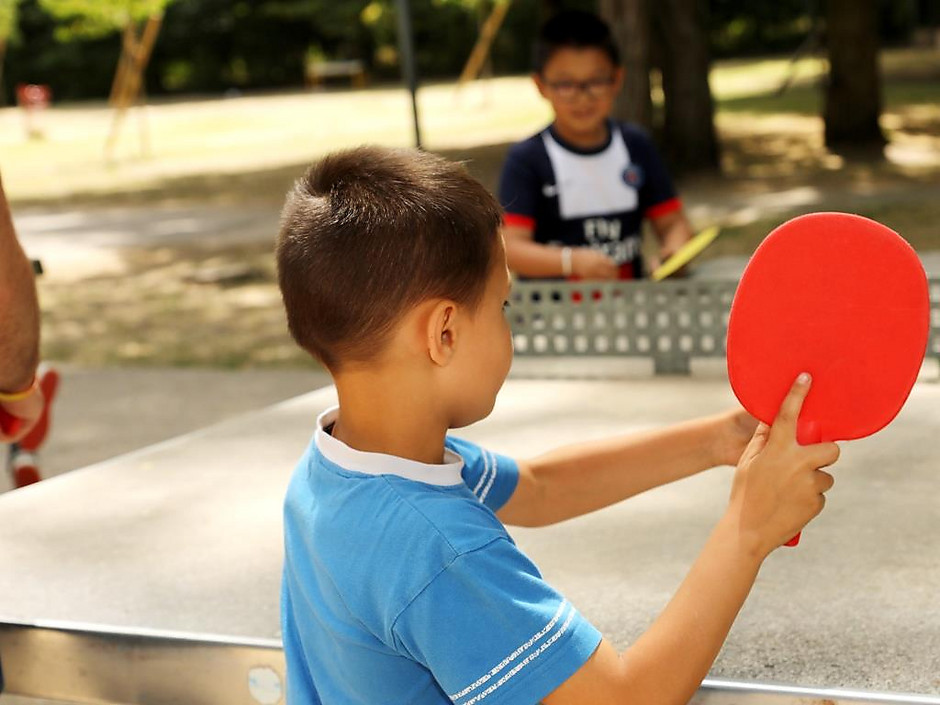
left=447, top=436, right=519, bottom=513
left=393, top=538, right=602, bottom=705
left=625, top=126, right=681, bottom=219
left=497, top=145, right=540, bottom=228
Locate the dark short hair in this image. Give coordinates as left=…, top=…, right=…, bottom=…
left=276, top=146, right=502, bottom=370
left=534, top=10, right=620, bottom=74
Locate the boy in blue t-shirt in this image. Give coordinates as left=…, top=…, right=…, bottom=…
left=500, top=10, right=694, bottom=280
left=276, top=146, right=838, bottom=704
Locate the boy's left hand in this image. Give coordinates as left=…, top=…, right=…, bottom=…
left=712, top=408, right=759, bottom=467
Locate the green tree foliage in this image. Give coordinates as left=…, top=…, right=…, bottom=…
left=709, top=0, right=919, bottom=56
left=0, top=0, right=20, bottom=107
left=708, top=0, right=814, bottom=57
left=4, top=0, right=564, bottom=102
left=37, top=0, right=175, bottom=39
left=1, top=0, right=922, bottom=104
left=0, top=0, right=19, bottom=42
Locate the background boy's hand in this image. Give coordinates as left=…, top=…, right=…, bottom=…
left=709, top=407, right=758, bottom=467
left=571, top=247, right=619, bottom=279
left=728, top=374, right=839, bottom=557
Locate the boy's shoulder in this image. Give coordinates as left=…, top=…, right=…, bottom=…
left=506, top=122, right=654, bottom=160
left=286, top=433, right=513, bottom=563
left=614, top=120, right=657, bottom=150
left=284, top=437, right=515, bottom=630
left=506, top=127, right=551, bottom=162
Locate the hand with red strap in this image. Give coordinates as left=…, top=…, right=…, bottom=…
left=0, top=378, right=44, bottom=443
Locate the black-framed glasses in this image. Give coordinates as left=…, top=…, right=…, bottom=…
left=542, top=77, right=616, bottom=101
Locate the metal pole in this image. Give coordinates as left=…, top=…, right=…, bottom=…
left=395, top=0, right=422, bottom=148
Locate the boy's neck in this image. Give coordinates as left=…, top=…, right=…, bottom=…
left=551, top=120, right=610, bottom=151
left=330, top=370, right=449, bottom=466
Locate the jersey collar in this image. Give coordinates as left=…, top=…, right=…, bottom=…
left=314, top=406, right=465, bottom=486
left=546, top=119, right=614, bottom=156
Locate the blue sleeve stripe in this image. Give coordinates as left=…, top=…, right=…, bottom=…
left=478, top=451, right=498, bottom=503
left=449, top=600, right=575, bottom=704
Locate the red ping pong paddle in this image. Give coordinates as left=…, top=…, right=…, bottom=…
left=727, top=213, right=929, bottom=546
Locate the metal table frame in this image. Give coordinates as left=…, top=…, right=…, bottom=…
left=3, top=621, right=940, bottom=704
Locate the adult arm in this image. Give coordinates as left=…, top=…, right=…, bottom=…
left=0, top=170, right=43, bottom=441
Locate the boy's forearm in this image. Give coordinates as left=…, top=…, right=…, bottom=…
left=543, top=514, right=764, bottom=704
left=0, top=188, right=41, bottom=392
left=504, top=234, right=566, bottom=278
left=652, top=210, right=693, bottom=259
left=617, top=514, right=763, bottom=703
left=522, top=415, right=726, bottom=526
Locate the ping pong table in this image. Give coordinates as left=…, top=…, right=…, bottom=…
left=2, top=376, right=939, bottom=704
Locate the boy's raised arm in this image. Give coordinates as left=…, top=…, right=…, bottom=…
left=539, top=374, right=839, bottom=704
left=497, top=407, right=756, bottom=527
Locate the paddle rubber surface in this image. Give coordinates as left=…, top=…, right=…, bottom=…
left=727, top=212, right=929, bottom=443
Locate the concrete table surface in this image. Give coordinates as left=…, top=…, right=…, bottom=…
left=1, top=377, right=939, bottom=701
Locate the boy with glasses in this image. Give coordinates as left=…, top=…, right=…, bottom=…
left=499, top=10, right=694, bottom=280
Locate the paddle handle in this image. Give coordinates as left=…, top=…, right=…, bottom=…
left=785, top=419, right=822, bottom=547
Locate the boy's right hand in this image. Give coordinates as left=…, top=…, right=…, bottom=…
left=728, top=373, right=839, bottom=557
left=571, top=247, right=620, bottom=279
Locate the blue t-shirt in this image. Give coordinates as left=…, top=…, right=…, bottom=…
left=282, top=407, right=602, bottom=704
left=498, top=120, right=680, bottom=279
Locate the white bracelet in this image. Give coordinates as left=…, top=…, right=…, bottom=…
left=560, top=247, right=572, bottom=278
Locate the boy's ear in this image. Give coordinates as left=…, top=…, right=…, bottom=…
left=427, top=300, right=458, bottom=367
left=533, top=72, right=549, bottom=100
left=612, top=66, right=625, bottom=92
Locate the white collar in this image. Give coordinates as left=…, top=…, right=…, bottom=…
left=315, top=407, right=465, bottom=487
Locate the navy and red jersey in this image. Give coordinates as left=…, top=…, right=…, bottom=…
left=498, top=121, right=681, bottom=279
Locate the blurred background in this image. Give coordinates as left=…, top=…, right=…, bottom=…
left=0, top=0, right=938, bottom=478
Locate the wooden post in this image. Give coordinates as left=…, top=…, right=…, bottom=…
left=105, top=14, right=163, bottom=161
left=457, top=0, right=511, bottom=87
left=108, top=22, right=138, bottom=107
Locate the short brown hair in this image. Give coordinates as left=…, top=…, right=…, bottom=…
left=277, top=146, right=502, bottom=370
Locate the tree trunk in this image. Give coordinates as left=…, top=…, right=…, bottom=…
left=599, top=0, right=651, bottom=130
left=539, top=0, right=562, bottom=20
left=824, top=0, right=885, bottom=149
left=652, top=0, right=719, bottom=173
